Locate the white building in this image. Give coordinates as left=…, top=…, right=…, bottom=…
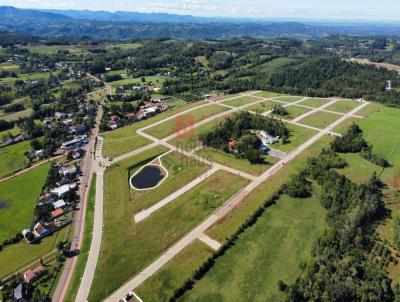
left=50, top=184, right=70, bottom=198
left=52, top=199, right=66, bottom=210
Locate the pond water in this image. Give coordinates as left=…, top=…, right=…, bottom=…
left=0, top=201, right=9, bottom=209
left=130, top=166, right=165, bottom=189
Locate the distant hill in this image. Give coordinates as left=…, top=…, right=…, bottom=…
left=2, top=6, right=400, bottom=40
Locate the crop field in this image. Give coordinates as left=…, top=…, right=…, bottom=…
left=298, top=111, right=341, bottom=129
left=180, top=194, right=327, bottom=302
left=0, top=140, right=32, bottom=177
left=196, top=147, right=278, bottom=176
left=272, top=123, right=317, bottom=153
left=102, top=101, right=206, bottom=158
left=89, top=152, right=248, bottom=301
left=0, top=163, right=50, bottom=242
left=137, top=240, right=213, bottom=301
left=26, top=45, right=88, bottom=55
left=298, top=98, right=329, bottom=108
left=144, top=104, right=229, bottom=139
left=325, top=100, right=360, bottom=113
left=221, top=95, right=260, bottom=107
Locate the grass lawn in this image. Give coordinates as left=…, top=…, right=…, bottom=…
left=64, top=174, right=97, bottom=302
left=332, top=117, right=359, bottom=134
left=274, top=96, right=303, bottom=103
left=298, top=111, right=341, bottom=129
left=356, top=105, right=400, bottom=188
left=0, top=163, right=50, bottom=242
left=102, top=101, right=206, bottom=158
left=298, top=98, right=329, bottom=108
left=272, top=105, right=312, bottom=120
left=325, top=100, right=361, bottom=113
left=196, top=147, right=278, bottom=176
left=207, top=135, right=332, bottom=241
left=0, top=140, right=32, bottom=177
left=168, top=117, right=227, bottom=151
left=338, top=153, right=382, bottom=184
left=130, top=151, right=210, bottom=214
left=357, top=102, right=380, bottom=117
left=105, top=43, right=142, bottom=50
left=144, top=104, right=229, bottom=139
left=246, top=100, right=285, bottom=113
left=272, top=123, right=317, bottom=153
left=0, top=108, right=33, bottom=121
left=0, top=225, right=71, bottom=279
left=88, top=151, right=249, bottom=301
left=180, top=194, right=327, bottom=302
left=259, top=58, right=298, bottom=74
left=221, top=96, right=259, bottom=107
left=109, top=76, right=165, bottom=87
left=253, top=91, right=284, bottom=98
left=137, top=240, right=213, bottom=301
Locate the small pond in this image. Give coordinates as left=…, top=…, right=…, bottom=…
left=130, top=165, right=165, bottom=190
left=0, top=201, right=9, bottom=209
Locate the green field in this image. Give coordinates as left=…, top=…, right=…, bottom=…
left=64, top=174, right=97, bottom=302
left=208, top=135, right=332, bottom=241
left=246, top=100, right=286, bottom=113
left=274, top=96, right=303, bottom=103
left=272, top=123, right=317, bottom=153
left=0, top=140, right=33, bottom=177
left=221, top=96, right=260, bottom=107
left=0, top=108, right=33, bottom=121
left=88, top=148, right=248, bottom=301
left=253, top=91, right=285, bottom=98
left=26, top=45, right=88, bottom=55
left=105, top=43, right=142, bottom=50
left=109, top=76, right=165, bottom=87
left=130, top=151, right=210, bottom=214
left=196, top=147, right=278, bottom=176
left=144, top=104, right=229, bottom=139
left=259, top=58, right=298, bottom=74
left=298, top=98, right=329, bottom=108
left=298, top=111, right=341, bottom=129
left=332, top=117, right=359, bottom=134
left=0, top=163, right=50, bottom=242
left=325, top=100, right=360, bottom=113
left=272, top=105, right=312, bottom=120
left=168, top=117, right=227, bottom=151
left=137, top=240, right=213, bottom=301
left=180, top=194, right=327, bottom=302
left=0, top=225, right=70, bottom=279
left=102, top=101, right=206, bottom=158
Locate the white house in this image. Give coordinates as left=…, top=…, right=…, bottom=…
left=50, top=184, right=70, bottom=198
left=52, top=199, right=66, bottom=210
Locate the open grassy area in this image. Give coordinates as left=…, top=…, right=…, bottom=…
left=298, top=98, right=329, bottom=108
left=196, top=147, right=278, bottom=176
left=338, top=153, right=382, bottom=184
left=357, top=102, right=380, bottom=117
left=144, top=104, right=229, bottom=139
left=88, top=148, right=248, bottom=301
left=208, top=135, right=332, bottom=241
left=130, top=151, right=210, bottom=214
left=109, top=76, right=165, bottom=87
left=180, top=194, right=327, bottom=302
left=0, top=108, right=33, bottom=121
left=272, top=123, right=317, bottom=153
left=259, top=58, right=298, bottom=74
left=274, top=96, right=303, bottom=103
left=168, top=117, right=227, bottom=151
left=26, top=45, right=88, bottom=55
left=332, top=117, right=360, bottom=134
left=0, top=163, right=50, bottom=242
left=272, top=105, right=312, bottom=120
left=0, top=225, right=71, bottom=279
left=246, top=99, right=286, bottom=113
left=253, top=91, right=284, bottom=98
left=64, top=174, right=97, bottom=302
left=325, top=100, right=360, bottom=113
left=221, top=96, right=259, bottom=107
left=0, top=140, right=32, bottom=177
left=298, top=111, right=341, bottom=129
left=137, top=240, right=213, bottom=301
left=102, top=101, right=206, bottom=158
left=105, top=43, right=142, bottom=50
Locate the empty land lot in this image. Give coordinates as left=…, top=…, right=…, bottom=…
left=88, top=147, right=249, bottom=301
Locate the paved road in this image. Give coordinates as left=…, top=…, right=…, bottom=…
left=52, top=104, right=104, bottom=301
left=104, top=100, right=370, bottom=302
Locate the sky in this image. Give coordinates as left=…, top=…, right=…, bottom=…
left=1, top=0, right=400, bottom=21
